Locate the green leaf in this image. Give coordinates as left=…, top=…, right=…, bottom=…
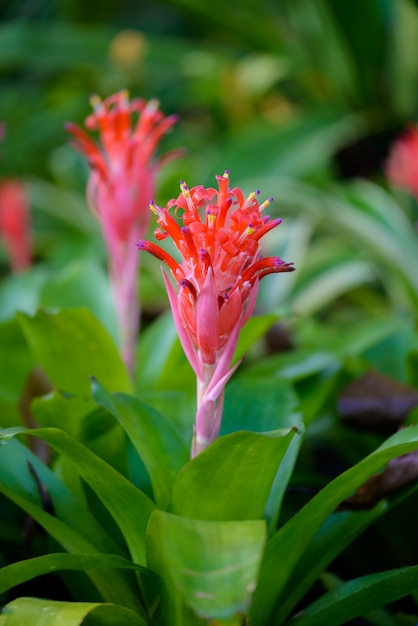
left=249, top=424, right=418, bottom=625
left=221, top=377, right=303, bottom=532
left=264, top=432, right=303, bottom=536
left=0, top=267, right=47, bottom=322
left=407, top=343, right=418, bottom=388
left=0, top=436, right=122, bottom=555
left=0, top=597, right=146, bottom=626
left=0, top=318, right=35, bottom=427
left=318, top=571, right=400, bottom=626
left=92, top=380, right=189, bottom=508
left=31, top=389, right=93, bottom=437
left=332, top=316, right=412, bottom=361
left=135, top=309, right=186, bottom=391
left=17, top=308, right=132, bottom=396
left=221, top=377, right=300, bottom=434
left=0, top=427, right=154, bottom=565
left=391, top=0, right=418, bottom=117
left=347, top=180, right=418, bottom=275
left=40, top=259, right=118, bottom=343
left=293, top=563, right=418, bottom=626
left=234, top=313, right=279, bottom=362
left=274, top=503, right=388, bottom=624
left=0, top=22, right=113, bottom=70
left=0, top=437, right=143, bottom=611
left=292, top=255, right=374, bottom=315
left=0, top=483, right=142, bottom=612
left=147, top=510, right=266, bottom=622
left=0, top=553, right=147, bottom=596
left=296, top=368, right=340, bottom=426
left=361, top=321, right=416, bottom=382
left=170, top=428, right=301, bottom=522
left=223, top=112, right=361, bottom=181
left=257, top=213, right=313, bottom=312
left=275, top=180, right=418, bottom=309
left=246, top=348, right=341, bottom=383
left=135, top=389, right=195, bottom=445
left=32, top=392, right=131, bottom=479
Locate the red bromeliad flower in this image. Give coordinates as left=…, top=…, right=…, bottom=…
left=66, top=91, right=179, bottom=373
left=386, top=125, right=418, bottom=201
left=137, top=172, right=294, bottom=456
left=0, top=179, right=32, bottom=273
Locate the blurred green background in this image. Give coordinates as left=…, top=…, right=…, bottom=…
left=1, top=0, right=418, bottom=324
left=1, top=2, right=418, bottom=615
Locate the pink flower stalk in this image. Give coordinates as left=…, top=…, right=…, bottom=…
left=66, top=91, right=179, bottom=373
left=137, top=172, right=294, bottom=457
left=386, top=125, right=418, bottom=201
left=0, top=179, right=32, bottom=273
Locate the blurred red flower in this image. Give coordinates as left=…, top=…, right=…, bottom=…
left=0, top=179, right=32, bottom=273
left=386, top=125, right=418, bottom=201
left=67, top=91, right=179, bottom=372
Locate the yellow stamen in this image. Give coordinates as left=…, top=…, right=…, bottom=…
left=146, top=98, right=160, bottom=114
left=260, top=199, right=272, bottom=211
left=180, top=181, right=191, bottom=198
left=89, top=94, right=102, bottom=109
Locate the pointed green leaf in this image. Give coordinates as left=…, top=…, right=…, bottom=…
left=293, top=564, right=418, bottom=626
left=0, top=597, right=146, bottom=626
left=221, top=377, right=300, bottom=434
left=0, top=553, right=147, bottom=596
left=0, top=482, right=142, bottom=612
left=0, top=438, right=144, bottom=611
left=274, top=503, right=388, bottom=623
left=170, top=428, right=301, bottom=521
left=147, top=510, right=266, bottom=622
left=0, top=436, right=122, bottom=555
left=17, top=308, right=132, bottom=396
left=0, top=427, right=154, bottom=565
left=220, top=378, right=303, bottom=531
left=250, top=424, right=418, bottom=624
left=92, top=380, right=189, bottom=508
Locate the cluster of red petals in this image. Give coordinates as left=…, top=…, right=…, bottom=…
left=0, top=179, right=32, bottom=272
left=138, top=172, right=294, bottom=365
left=386, top=126, right=418, bottom=200
left=66, top=91, right=178, bottom=241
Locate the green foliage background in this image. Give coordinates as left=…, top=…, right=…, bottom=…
left=1, top=1, right=418, bottom=624
left=2, top=0, right=418, bottom=316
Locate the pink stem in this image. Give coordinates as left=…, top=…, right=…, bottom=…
left=191, top=361, right=221, bottom=458
left=107, top=231, right=140, bottom=376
